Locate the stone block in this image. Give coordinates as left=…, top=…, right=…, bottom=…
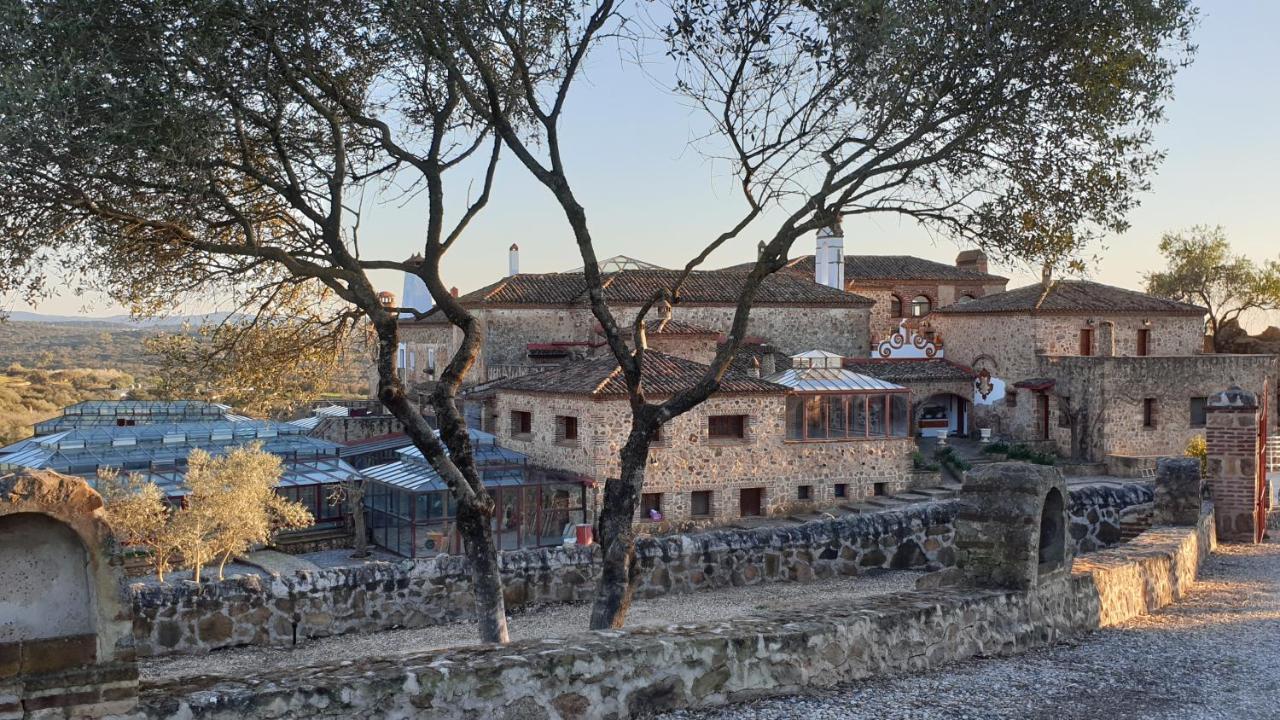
left=1154, top=458, right=1202, bottom=526
left=19, top=635, right=97, bottom=676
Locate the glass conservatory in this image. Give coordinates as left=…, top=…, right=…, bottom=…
left=363, top=430, right=591, bottom=557
left=767, top=352, right=912, bottom=441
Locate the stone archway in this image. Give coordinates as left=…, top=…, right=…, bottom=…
left=0, top=470, right=137, bottom=717
left=914, top=392, right=972, bottom=438
left=0, top=512, right=96, bottom=644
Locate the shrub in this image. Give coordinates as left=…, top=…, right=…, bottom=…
left=982, top=441, right=1010, bottom=455
left=1185, top=434, right=1208, bottom=476
left=912, top=450, right=940, bottom=472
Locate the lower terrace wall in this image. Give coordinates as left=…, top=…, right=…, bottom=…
left=132, top=502, right=1213, bottom=720
left=130, top=482, right=1151, bottom=658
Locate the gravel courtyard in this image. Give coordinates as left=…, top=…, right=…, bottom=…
left=659, top=537, right=1280, bottom=720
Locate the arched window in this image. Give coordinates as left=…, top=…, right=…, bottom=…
left=910, top=295, right=932, bottom=317
left=890, top=295, right=903, bottom=318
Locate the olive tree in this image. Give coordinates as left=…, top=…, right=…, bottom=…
left=0, top=0, right=532, bottom=641
left=431, top=0, right=1197, bottom=627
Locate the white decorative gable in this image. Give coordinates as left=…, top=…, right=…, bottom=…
left=873, top=320, right=942, bottom=359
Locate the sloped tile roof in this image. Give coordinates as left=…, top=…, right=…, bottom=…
left=931, top=280, right=1206, bottom=316
left=454, top=267, right=873, bottom=307
left=490, top=350, right=787, bottom=397
left=766, top=255, right=1007, bottom=282
left=841, top=358, right=977, bottom=383
left=643, top=318, right=719, bottom=335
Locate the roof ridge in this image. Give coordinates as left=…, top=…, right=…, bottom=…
left=481, top=277, right=513, bottom=302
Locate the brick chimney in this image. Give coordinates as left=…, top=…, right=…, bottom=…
left=955, top=249, right=989, bottom=275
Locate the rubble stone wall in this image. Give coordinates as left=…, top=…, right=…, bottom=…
left=494, top=390, right=916, bottom=521
left=131, top=503, right=1213, bottom=720
left=129, top=482, right=1151, bottom=658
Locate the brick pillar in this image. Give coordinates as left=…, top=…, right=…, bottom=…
left=1205, top=386, right=1263, bottom=542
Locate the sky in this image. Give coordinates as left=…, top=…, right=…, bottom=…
left=9, top=0, right=1279, bottom=328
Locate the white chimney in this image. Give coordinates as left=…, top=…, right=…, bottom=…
left=815, top=222, right=844, bottom=289
left=400, top=254, right=433, bottom=319
left=508, top=243, right=519, bottom=276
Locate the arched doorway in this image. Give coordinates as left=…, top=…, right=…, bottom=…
left=0, top=512, right=95, bottom=644
left=915, top=392, right=971, bottom=438
left=1038, top=487, right=1066, bottom=573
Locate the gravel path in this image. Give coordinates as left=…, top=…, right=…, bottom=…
left=141, top=569, right=920, bottom=682
left=660, top=537, right=1280, bottom=720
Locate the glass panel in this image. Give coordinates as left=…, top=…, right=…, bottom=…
left=416, top=520, right=451, bottom=557
left=786, top=396, right=804, bottom=440
left=804, top=396, right=827, bottom=440
left=891, top=394, right=909, bottom=437
left=828, top=396, right=850, bottom=438
left=496, top=489, right=521, bottom=551
left=296, top=485, right=318, bottom=516
left=522, top=487, right=541, bottom=548
left=416, top=492, right=445, bottom=521
left=867, top=395, right=886, bottom=436
left=851, top=395, right=867, bottom=438
left=540, top=484, right=579, bottom=546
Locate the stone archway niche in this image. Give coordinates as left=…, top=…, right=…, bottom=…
left=0, top=470, right=137, bottom=718
left=0, top=513, right=95, bottom=643
left=953, top=462, right=1074, bottom=591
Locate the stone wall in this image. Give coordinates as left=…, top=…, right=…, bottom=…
left=129, top=481, right=1152, bottom=658
left=851, top=281, right=998, bottom=344
left=130, top=501, right=1212, bottom=720
left=493, top=390, right=916, bottom=521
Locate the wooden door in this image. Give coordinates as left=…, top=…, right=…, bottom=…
left=739, top=488, right=763, bottom=517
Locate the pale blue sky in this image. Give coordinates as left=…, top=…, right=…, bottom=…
left=11, top=0, right=1278, bottom=326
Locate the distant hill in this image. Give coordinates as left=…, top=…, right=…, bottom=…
left=4, top=310, right=240, bottom=327
left=0, top=320, right=171, bottom=376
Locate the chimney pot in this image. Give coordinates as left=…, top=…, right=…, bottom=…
left=450, top=286, right=459, bottom=297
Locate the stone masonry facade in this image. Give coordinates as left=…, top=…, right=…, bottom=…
left=493, top=390, right=915, bottom=522
left=130, top=481, right=1150, bottom=658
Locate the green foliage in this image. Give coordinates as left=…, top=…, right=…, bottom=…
left=0, top=365, right=135, bottom=445
left=933, top=446, right=971, bottom=473
left=1006, top=444, right=1058, bottom=466
left=982, top=441, right=1011, bottom=455
left=0, top=321, right=163, bottom=376
left=1144, top=226, right=1280, bottom=350
left=1185, top=434, right=1208, bottom=476
left=912, top=450, right=941, bottom=472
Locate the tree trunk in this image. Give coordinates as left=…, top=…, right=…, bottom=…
left=217, top=551, right=232, bottom=581
left=457, top=500, right=509, bottom=642
left=351, top=484, right=369, bottom=559
left=589, top=428, right=651, bottom=630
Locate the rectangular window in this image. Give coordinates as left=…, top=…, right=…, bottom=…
left=510, top=410, right=532, bottom=438
left=890, top=394, right=909, bottom=437
left=1058, top=396, right=1072, bottom=428
left=555, top=415, right=579, bottom=443
left=873, top=482, right=887, bottom=497
left=797, top=485, right=813, bottom=501
left=867, top=394, right=886, bottom=436
left=834, top=483, right=848, bottom=499
left=786, top=396, right=804, bottom=440
left=709, top=414, right=747, bottom=440
left=1137, top=328, right=1151, bottom=356
left=804, top=396, right=827, bottom=440
left=739, top=487, right=764, bottom=517
left=1079, top=328, right=1094, bottom=356
left=1143, top=398, right=1158, bottom=429
left=690, top=491, right=712, bottom=517
left=1006, top=391, right=1018, bottom=408
left=1189, top=397, right=1208, bottom=428
left=640, top=493, right=663, bottom=521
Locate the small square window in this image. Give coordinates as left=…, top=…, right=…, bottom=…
left=690, top=491, right=712, bottom=517
left=641, top=493, right=663, bottom=521
left=1189, top=397, right=1208, bottom=428
left=1006, top=391, right=1018, bottom=408
left=708, top=414, right=747, bottom=440
left=797, top=485, right=813, bottom=501
left=510, top=410, right=532, bottom=438
left=1143, top=398, right=1158, bottom=429
left=555, top=415, right=579, bottom=444
left=834, top=483, right=848, bottom=499
left=873, top=482, right=887, bottom=497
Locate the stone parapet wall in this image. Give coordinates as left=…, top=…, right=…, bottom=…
left=129, top=503, right=1213, bottom=720
left=130, top=481, right=1152, bottom=658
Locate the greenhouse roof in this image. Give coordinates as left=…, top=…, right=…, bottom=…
left=764, top=367, right=907, bottom=393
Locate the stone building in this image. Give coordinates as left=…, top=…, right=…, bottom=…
left=925, top=279, right=1278, bottom=461
left=391, top=262, right=874, bottom=389
left=486, top=350, right=914, bottom=523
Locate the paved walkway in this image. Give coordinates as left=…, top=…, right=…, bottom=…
left=660, top=537, right=1280, bottom=720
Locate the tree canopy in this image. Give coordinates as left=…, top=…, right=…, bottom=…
left=1144, top=225, right=1280, bottom=350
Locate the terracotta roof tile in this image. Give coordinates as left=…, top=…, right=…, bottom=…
left=841, top=358, right=976, bottom=383
left=453, top=267, right=872, bottom=307
left=490, top=351, right=787, bottom=398
left=932, top=280, right=1206, bottom=315
left=743, top=255, right=1008, bottom=282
